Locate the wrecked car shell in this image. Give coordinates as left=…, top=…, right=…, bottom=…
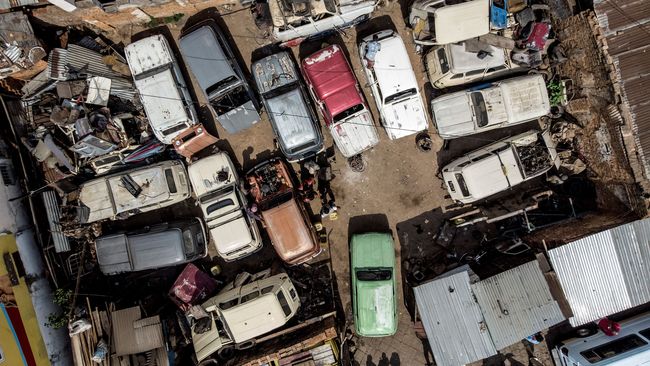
left=269, top=0, right=376, bottom=43
left=179, top=21, right=261, bottom=134
left=125, top=35, right=198, bottom=144
left=78, top=160, right=190, bottom=223
left=246, top=158, right=321, bottom=265
left=172, top=124, right=218, bottom=160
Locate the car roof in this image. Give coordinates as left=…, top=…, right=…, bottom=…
left=266, top=88, right=318, bottom=152
left=262, top=199, right=316, bottom=263
left=448, top=42, right=506, bottom=73
left=351, top=232, right=395, bottom=269
left=134, top=68, right=193, bottom=131
left=302, top=45, right=363, bottom=119
left=434, top=0, right=490, bottom=45
left=96, top=229, right=185, bottom=273
left=180, top=24, right=237, bottom=98
left=188, top=153, right=237, bottom=197
left=252, top=52, right=298, bottom=95
left=373, top=35, right=418, bottom=99
left=125, top=35, right=173, bottom=76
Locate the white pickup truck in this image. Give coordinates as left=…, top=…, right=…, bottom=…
left=431, top=74, right=550, bottom=139
left=442, top=130, right=559, bottom=204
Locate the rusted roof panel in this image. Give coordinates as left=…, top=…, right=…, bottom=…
left=594, top=0, right=650, bottom=32
left=594, top=0, right=650, bottom=176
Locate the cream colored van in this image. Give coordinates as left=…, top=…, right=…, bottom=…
left=425, top=42, right=521, bottom=89
left=191, top=271, right=300, bottom=362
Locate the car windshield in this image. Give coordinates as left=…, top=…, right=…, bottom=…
left=210, top=85, right=251, bottom=116
left=384, top=88, right=416, bottom=104
left=356, top=268, right=392, bottom=281
left=206, top=198, right=236, bottom=216
left=199, top=185, right=234, bottom=204
left=259, top=190, right=293, bottom=211
left=471, top=92, right=488, bottom=127
left=263, top=81, right=299, bottom=100
left=333, top=104, right=365, bottom=123
left=182, top=225, right=203, bottom=258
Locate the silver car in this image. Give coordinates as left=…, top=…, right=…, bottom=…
left=180, top=20, right=261, bottom=134
left=252, top=51, right=323, bottom=162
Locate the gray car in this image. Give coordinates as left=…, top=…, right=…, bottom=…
left=180, top=20, right=261, bottom=134
left=95, top=218, right=207, bottom=275
left=252, top=51, right=323, bottom=162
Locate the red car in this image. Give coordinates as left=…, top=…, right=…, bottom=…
left=301, top=45, right=379, bottom=158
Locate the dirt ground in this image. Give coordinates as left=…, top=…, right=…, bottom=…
left=29, top=2, right=572, bottom=365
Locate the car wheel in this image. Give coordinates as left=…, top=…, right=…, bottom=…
left=217, top=345, right=235, bottom=360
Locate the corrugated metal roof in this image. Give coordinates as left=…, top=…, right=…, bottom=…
left=0, top=0, right=40, bottom=10
left=471, top=261, right=565, bottom=349
left=47, top=48, right=69, bottom=81
left=414, top=268, right=497, bottom=366
left=112, top=306, right=164, bottom=356
left=593, top=0, right=650, bottom=176
left=40, top=190, right=70, bottom=253
left=548, top=217, right=650, bottom=326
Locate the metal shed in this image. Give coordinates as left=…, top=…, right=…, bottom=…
left=414, top=260, right=565, bottom=366
left=414, top=267, right=496, bottom=366
left=471, top=260, right=564, bottom=349
left=548, top=217, right=650, bottom=326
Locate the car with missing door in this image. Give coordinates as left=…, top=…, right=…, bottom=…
left=301, top=44, right=379, bottom=157
left=179, top=20, right=262, bottom=134
left=359, top=30, right=429, bottom=140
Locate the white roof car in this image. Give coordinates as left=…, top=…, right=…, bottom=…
left=431, top=74, right=550, bottom=139
left=425, top=42, right=521, bottom=89
left=441, top=130, right=558, bottom=204
left=78, top=160, right=190, bottom=223
left=188, top=153, right=262, bottom=261
left=359, top=30, right=429, bottom=140
left=125, top=35, right=198, bottom=144
left=409, top=0, right=490, bottom=45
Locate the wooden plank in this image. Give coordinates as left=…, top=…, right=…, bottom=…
left=71, top=334, right=85, bottom=366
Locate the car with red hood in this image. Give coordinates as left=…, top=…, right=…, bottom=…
left=301, top=45, right=379, bottom=158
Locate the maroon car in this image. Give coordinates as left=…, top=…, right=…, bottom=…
left=301, top=45, right=379, bottom=158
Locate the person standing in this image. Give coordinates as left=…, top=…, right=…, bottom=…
left=365, top=34, right=381, bottom=68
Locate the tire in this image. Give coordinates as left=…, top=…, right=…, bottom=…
left=217, top=345, right=235, bottom=360
left=575, top=324, right=598, bottom=338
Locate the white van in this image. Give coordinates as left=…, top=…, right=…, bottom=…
left=125, top=35, right=198, bottom=144
left=442, top=130, right=558, bottom=204
left=431, top=74, right=550, bottom=139
left=409, top=0, right=490, bottom=46
left=77, top=160, right=190, bottom=223
left=553, top=312, right=650, bottom=366
left=425, top=42, right=521, bottom=89
left=191, top=271, right=300, bottom=362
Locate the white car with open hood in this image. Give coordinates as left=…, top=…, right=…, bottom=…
left=359, top=30, right=429, bottom=140
left=431, top=74, right=550, bottom=139
left=188, top=152, right=262, bottom=261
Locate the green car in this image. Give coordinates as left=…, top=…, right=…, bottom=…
left=350, top=232, right=398, bottom=337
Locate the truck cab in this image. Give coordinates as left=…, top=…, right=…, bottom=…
left=442, top=130, right=558, bottom=204
left=191, top=271, right=300, bottom=362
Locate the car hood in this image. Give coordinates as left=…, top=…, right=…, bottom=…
left=431, top=92, right=475, bottom=139
left=330, top=110, right=379, bottom=157
left=209, top=213, right=254, bottom=256
left=216, top=97, right=261, bottom=134
left=266, top=88, right=321, bottom=158
left=355, top=280, right=396, bottom=336
left=382, top=96, right=428, bottom=140
left=262, top=200, right=317, bottom=265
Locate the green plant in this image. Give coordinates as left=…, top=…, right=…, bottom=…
left=145, top=13, right=185, bottom=28
left=46, top=288, right=72, bottom=329
left=547, top=80, right=565, bottom=106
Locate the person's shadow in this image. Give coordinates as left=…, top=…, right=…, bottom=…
left=366, top=355, right=376, bottom=366
left=378, top=352, right=390, bottom=366
left=390, top=353, right=401, bottom=366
